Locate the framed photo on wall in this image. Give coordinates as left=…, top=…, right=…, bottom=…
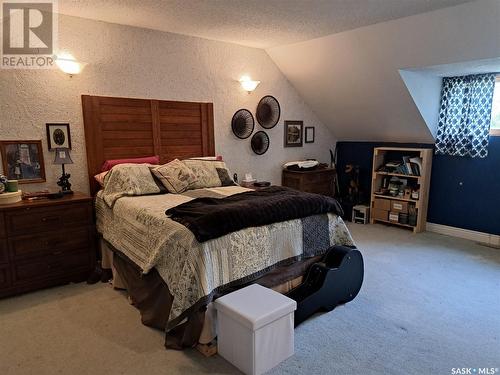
left=284, top=120, right=303, bottom=147
left=46, top=123, right=71, bottom=150
left=305, top=127, right=315, bottom=143
left=0, top=140, right=46, bottom=183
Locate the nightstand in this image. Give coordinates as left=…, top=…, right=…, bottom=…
left=282, top=168, right=336, bottom=196
left=0, top=192, right=96, bottom=298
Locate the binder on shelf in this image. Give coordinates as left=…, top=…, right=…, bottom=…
left=402, top=156, right=413, bottom=175
left=409, top=157, right=422, bottom=176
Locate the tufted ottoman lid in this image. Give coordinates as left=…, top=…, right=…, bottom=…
left=215, top=284, right=296, bottom=330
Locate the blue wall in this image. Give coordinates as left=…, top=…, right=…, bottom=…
left=336, top=138, right=500, bottom=235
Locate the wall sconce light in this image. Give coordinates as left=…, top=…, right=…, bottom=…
left=55, top=53, right=86, bottom=76
left=239, top=75, right=260, bottom=93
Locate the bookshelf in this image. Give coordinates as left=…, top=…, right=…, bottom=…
left=370, top=147, right=433, bottom=233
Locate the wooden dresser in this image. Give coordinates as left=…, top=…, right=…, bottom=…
left=0, top=192, right=95, bottom=298
left=282, top=168, right=336, bottom=196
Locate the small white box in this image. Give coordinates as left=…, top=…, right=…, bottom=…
left=215, top=284, right=297, bottom=375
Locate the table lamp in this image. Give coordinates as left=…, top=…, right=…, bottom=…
left=53, top=147, right=73, bottom=194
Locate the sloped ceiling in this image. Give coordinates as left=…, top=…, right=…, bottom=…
left=267, top=0, right=500, bottom=142
left=57, top=0, right=471, bottom=49
left=398, top=70, right=443, bottom=139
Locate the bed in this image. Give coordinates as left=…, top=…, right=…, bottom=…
left=82, top=95, right=355, bottom=349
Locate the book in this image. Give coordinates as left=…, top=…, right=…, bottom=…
left=402, top=156, right=413, bottom=175
left=409, top=157, right=423, bottom=176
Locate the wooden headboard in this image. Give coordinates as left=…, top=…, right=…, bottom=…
left=81, top=95, right=214, bottom=195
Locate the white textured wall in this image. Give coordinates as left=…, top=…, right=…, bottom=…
left=0, top=15, right=335, bottom=194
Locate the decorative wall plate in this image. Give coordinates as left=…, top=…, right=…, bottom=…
left=251, top=131, right=270, bottom=155
left=256, top=95, right=280, bottom=129
left=231, top=109, right=255, bottom=139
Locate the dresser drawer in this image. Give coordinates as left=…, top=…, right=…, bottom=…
left=9, top=227, right=91, bottom=260
left=5, top=203, right=91, bottom=235
left=0, top=240, right=7, bottom=264
left=13, top=251, right=90, bottom=283
left=0, top=266, right=11, bottom=289
left=304, top=172, right=333, bottom=184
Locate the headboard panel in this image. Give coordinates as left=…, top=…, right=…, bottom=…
left=82, top=95, right=215, bottom=195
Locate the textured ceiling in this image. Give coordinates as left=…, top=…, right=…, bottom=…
left=58, top=0, right=472, bottom=49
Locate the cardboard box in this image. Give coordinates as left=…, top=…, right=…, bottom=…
left=389, top=211, right=400, bottom=223
left=390, top=201, right=408, bottom=213
left=372, top=208, right=389, bottom=221
left=373, top=198, right=391, bottom=211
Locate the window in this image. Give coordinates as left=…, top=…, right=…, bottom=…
left=491, top=77, right=500, bottom=136
left=436, top=74, right=496, bottom=158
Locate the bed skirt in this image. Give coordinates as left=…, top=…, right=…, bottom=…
left=110, top=244, right=321, bottom=350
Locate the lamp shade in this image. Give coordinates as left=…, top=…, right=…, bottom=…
left=53, top=148, right=73, bottom=165
left=55, top=53, right=86, bottom=75
left=239, top=75, right=260, bottom=93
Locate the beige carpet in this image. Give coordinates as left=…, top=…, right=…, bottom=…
left=0, top=279, right=237, bottom=375
left=1, top=224, right=499, bottom=375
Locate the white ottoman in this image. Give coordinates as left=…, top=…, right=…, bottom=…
left=215, top=284, right=297, bottom=375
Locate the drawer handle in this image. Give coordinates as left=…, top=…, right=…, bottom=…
left=41, top=216, right=60, bottom=223
left=52, top=251, right=63, bottom=256
left=47, top=262, right=62, bottom=270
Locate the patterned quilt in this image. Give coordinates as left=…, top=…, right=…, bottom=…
left=95, top=186, right=355, bottom=329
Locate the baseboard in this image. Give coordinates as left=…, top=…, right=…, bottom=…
left=426, top=222, right=500, bottom=248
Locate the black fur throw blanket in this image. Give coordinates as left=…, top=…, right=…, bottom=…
left=166, top=186, right=344, bottom=242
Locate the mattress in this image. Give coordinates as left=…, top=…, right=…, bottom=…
left=95, top=186, right=355, bottom=329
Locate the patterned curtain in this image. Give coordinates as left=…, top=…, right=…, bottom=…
left=435, top=73, right=496, bottom=158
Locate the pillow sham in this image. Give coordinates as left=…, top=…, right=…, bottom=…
left=101, top=155, right=160, bottom=172
left=101, top=163, right=161, bottom=207
left=95, top=163, right=166, bottom=191
left=151, top=159, right=198, bottom=193
left=182, top=159, right=227, bottom=189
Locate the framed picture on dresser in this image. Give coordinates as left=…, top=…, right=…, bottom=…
left=284, top=120, right=303, bottom=147
left=0, top=140, right=46, bottom=183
